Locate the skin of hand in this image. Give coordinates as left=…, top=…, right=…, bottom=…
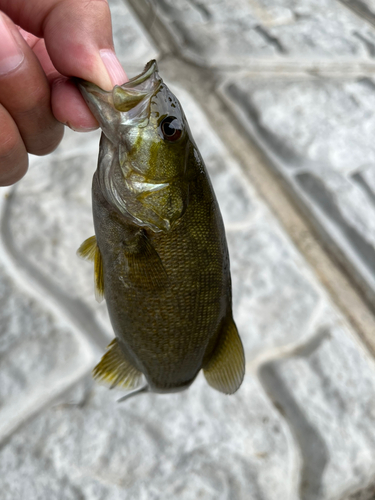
left=0, top=0, right=128, bottom=186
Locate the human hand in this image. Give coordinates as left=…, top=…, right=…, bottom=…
left=0, top=0, right=128, bottom=186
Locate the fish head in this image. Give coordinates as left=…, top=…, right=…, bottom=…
left=78, top=60, right=195, bottom=232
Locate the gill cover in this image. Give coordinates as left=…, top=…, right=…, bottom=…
left=78, top=60, right=191, bottom=233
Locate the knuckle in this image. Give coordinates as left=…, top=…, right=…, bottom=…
left=0, top=130, right=20, bottom=158
left=0, top=121, right=28, bottom=185
left=0, top=146, right=28, bottom=186
left=26, top=121, right=65, bottom=156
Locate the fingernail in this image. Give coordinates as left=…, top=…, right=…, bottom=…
left=0, top=15, right=24, bottom=76
left=100, top=49, right=127, bottom=86
left=65, top=121, right=98, bottom=133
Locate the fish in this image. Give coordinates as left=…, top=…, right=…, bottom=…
left=77, top=60, right=245, bottom=399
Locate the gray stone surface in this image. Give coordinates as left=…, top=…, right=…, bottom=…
left=0, top=376, right=294, bottom=500
left=0, top=245, right=94, bottom=442
left=259, top=319, right=375, bottom=500
left=7, top=131, right=113, bottom=345
left=222, top=76, right=375, bottom=303
left=109, top=0, right=159, bottom=72
left=1, top=0, right=375, bottom=498
left=151, top=0, right=375, bottom=66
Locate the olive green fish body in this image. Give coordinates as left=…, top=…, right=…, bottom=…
left=78, top=61, right=245, bottom=396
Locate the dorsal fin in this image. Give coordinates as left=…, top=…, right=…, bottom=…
left=203, top=317, right=245, bottom=395
left=77, top=235, right=105, bottom=302
left=93, top=338, right=143, bottom=390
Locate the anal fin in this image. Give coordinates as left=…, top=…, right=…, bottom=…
left=93, top=338, right=143, bottom=390
left=77, top=235, right=105, bottom=302
left=203, top=317, right=245, bottom=395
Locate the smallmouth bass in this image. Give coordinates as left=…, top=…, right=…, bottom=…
left=77, top=61, right=245, bottom=399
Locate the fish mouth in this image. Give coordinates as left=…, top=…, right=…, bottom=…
left=122, top=60, right=159, bottom=89
left=76, top=60, right=162, bottom=124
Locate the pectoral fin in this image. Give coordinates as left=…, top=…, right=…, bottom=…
left=125, top=234, right=168, bottom=289
left=93, top=338, right=143, bottom=390
left=203, top=318, right=245, bottom=395
left=77, top=236, right=105, bottom=302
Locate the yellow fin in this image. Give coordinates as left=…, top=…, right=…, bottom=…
left=94, top=245, right=104, bottom=303
left=203, top=318, right=245, bottom=395
left=93, top=338, right=143, bottom=390
left=77, top=235, right=97, bottom=261
left=77, top=235, right=105, bottom=302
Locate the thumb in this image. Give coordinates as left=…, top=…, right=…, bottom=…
left=43, top=0, right=127, bottom=89
left=2, top=0, right=127, bottom=89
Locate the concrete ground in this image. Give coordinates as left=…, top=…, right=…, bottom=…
left=1, top=0, right=375, bottom=499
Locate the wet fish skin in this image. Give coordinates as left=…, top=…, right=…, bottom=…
left=77, top=61, right=245, bottom=395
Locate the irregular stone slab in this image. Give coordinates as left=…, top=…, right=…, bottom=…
left=6, top=130, right=114, bottom=346
left=109, top=0, right=159, bottom=73
left=228, top=219, right=320, bottom=360
left=0, top=259, right=94, bottom=442
left=259, top=318, right=375, bottom=500
left=151, top=0, right=375, bottom=66
left=0, top=374, right=295, bottom=500
left=222, top=76, right=375, bottom=303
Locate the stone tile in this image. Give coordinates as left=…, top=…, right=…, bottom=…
left=259, top=317, right=375, bottom=500
left=228, top=219, right=320, bottom=360
left=224, top=78, right=375, bottom=175
left=7, top=130, right=113, bottom=344
left=109, top=0, right=159, bottom=73
left=0, top=375, right=295, bottom=500
left=0, top=259, right=94, bottom=441
left=222, top=75, right=375, bottom=302
left=152, top=0, right=375, bottom=66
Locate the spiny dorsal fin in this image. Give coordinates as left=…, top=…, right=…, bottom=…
left=125, top=234, right=168, bottom=289
left=93, top=338, right=143, bottom=390
left=77, top=235, right=105, bottom=302
left=203, top=318, right=245, bottom=395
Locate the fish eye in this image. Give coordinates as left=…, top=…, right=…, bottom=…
left=160, top=116, right=183, bottom=142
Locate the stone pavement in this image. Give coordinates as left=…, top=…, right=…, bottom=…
left=1, top=0, right=375, bottom=499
